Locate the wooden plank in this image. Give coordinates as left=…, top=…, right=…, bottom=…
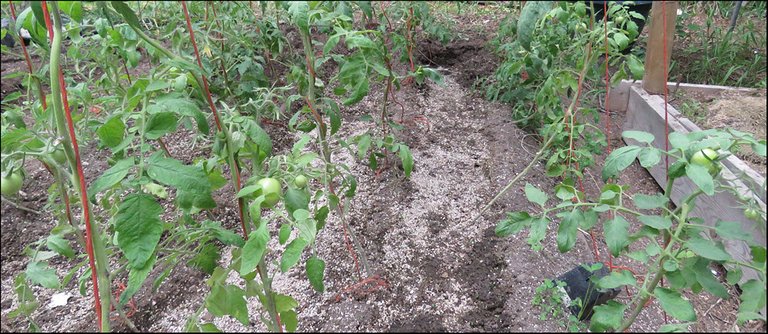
left=606, top=80, right=635, bottom=112
left=642, top=1, right=678, bottom=94
left=608, top=79, right=760, bottom=113
left=624, top=85, right=766, bottom=291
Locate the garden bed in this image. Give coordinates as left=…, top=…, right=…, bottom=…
left=1, top=2, right=766, bottom=333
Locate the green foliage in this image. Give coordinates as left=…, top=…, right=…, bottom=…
left=486, top=1, right=645, bottom=179
left=670, top=1, right=767, bottom=88
left=497, top=128, right=767, bottom=331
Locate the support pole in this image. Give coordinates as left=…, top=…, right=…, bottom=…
left=642, top=1, right=678, bottom=94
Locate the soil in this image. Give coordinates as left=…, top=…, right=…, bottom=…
left=669, top=88, right=767, bottom=177
left=2, top=3, right=765, bottom=333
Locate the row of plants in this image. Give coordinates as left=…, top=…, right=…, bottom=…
left=483, top=1, right=766, bottom=332
left=1, top=1, right=449, bottom=331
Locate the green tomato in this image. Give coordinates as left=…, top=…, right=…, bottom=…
left=256, top=177, right=282, bottom=207
left=615, top=16, right=626, bottom=24
left=690, top=148, right=719, bottom=173
left=294, top=175, right=308, bottom=189
left=744, top=208, right=760, bottom=221
left=1, top=172, right=23, bottom=196
left=52, top=149, right=67, bottom=165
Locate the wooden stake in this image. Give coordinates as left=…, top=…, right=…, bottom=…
left=642, top=1, right=678, bottom=95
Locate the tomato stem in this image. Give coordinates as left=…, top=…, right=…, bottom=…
left=45, top=2, right=111, bottom=331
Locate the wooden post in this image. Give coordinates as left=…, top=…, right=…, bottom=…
left=642, top=1, right=678, bottom=94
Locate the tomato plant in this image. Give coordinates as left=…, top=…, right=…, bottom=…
left=497, top=128, right=767, bottom=331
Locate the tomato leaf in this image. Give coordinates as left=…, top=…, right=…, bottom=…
left=151, top=96, right=210, bottom=136
left=622, top=130, right=654, bottom=144
left=654, top=287, right=696, bottom=322
left=633, top=193, right=668, bottom=209
left=281, top=310, right=298, bottom=332
left=638, top=147, right=661, bottom=168
left=527, top=216, right=549, bottom=251
left=638, top=215, right=672, bottom=230
left=605, top=215, right=630, bottom=257
left=240, top=223, right=269, bottom=276
left=205, top=285, right=249, bottom=326
left=144, top=111, right=179, bottom=140
left=202, top=221, right=244, bottom=247
left=279, top=224, right=292, bottom=245
left=306, top=256, right=325, bottom=292
left=97, top=116, right=126, bottom=149
left=715, top=221, right=755, bottom=244
left=668, top=132, right=690, bottom=150
left=116, top=193, right=164, bottom=269
left=110, top=1, right=142, bottom=29
left=190, top=244, right=220, bottom=275
left=88, top=158, right=134, bottom=202
left=626, top=54, right=644, bottom=80
left=691, top=258, right=728, bottom=299
left=274, top=294, right=298, bottom=313
left=496, top=211, right=533, bottom=237
left=25, top=261, right=60, bottom=289
left=525, top=183, right=548, bottom=207
left=556, top=209, right=580, bottom=253
left=146, top=154, right=216, bottom=210
left=399, top=145, right=414, bottom=178
left=120, top=253, right=157, bottom=305
left=280, top=238, right=308, bottom=273
left=46, top=235, right=75, bottom=259
left=685, top=237, right=731, bottom=261
left=738, top=279, right=767, bottom=320
left=284, top=188, right=310, bottom=216
left=245, top=120, right=273, bottom=158
left=602, top=146, right=642, bottom=181
left=598, top=269, right=636, bottom=289
left=685, top=164, right=714, bottom=195
left=589, top=300, right=626, bottom=332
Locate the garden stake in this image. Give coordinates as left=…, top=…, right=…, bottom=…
left=44, top=2, right=112, bottom=331
left=181, top=0, right=249, bottom=238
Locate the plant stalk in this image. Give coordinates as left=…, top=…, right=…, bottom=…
left=299, top=28, right=372, bottom=278
left=48, top=2, right=111, bottom=331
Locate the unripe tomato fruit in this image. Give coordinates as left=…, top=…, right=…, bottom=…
left=690, top=148, right=718, bottom=173
left=256, top=178, right=282, bottom=207
left=52, top=149, right=67, bottom=165
left=1, top=172, right=24, bottom=196
left=744, top=208, right=760, bottom=221
left=294, top=175, right=308, bottom=189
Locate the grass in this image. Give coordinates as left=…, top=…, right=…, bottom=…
left=669, top=1, right=767, bottom=88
